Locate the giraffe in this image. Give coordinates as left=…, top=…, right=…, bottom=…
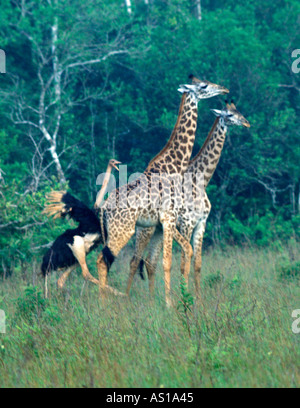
left=45, top=76, right=229, bottom=305
left=95, top=76, right=229, bottom=305
left=127, top=101, right=250, bottom=298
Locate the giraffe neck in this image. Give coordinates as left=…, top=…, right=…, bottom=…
left=146, top=92, right=198, bottom=176
left=189, top=117, right=227, bottom=188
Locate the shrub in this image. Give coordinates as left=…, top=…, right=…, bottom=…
left=278, top=261, right=300, bottom=281
left=16, top=286, right=46, bottom=323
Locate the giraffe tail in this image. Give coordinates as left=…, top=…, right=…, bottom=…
left=138, top=259, right=145, bottom=280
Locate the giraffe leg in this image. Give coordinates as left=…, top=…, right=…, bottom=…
left=97, top=225, right=135, bottom=299
left=143, top=226, right=193, bottom=301
left=68, top=236, right=99, bottom=285
left=126, top=226, right=155, bottom=296
left=57, top=265, right=77, bottom=289
left=180, top=248, right=185, bottom=277
left=194, top=237, right=203, bottom=296
left=145, top=229, right=163, bottom=297
left=173, top=228, right=193, bottom=285
left=192, top=219, right=207, bottom=298
left=162, top=230, right=173, bottom=307
left=178, top=224, right=188, bottom=276
left=159, top=216, right=178, bottom=307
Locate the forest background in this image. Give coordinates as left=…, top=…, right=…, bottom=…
left=0, top=0, right=299, bottom=273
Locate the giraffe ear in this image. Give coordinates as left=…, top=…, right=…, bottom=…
left=210, top=109, right=222, bottom=117
left=178, top=85, right=187, bottom=93
left=178, top=84, right=196, bottom=94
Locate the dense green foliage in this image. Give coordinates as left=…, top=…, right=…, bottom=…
left=0, top=0, right=299, bottom=272
left=0, top=244, right=299, bottom=387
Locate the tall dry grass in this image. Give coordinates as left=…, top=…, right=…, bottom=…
left=0, top=241, right=299, bottom=387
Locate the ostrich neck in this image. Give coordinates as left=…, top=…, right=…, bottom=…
left=94, top=165, right=113, bottom=209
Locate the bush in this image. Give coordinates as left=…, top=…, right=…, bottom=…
left=0, top=177, right=72, bottom=277
left=278, top=261, right=300, bottom=281
left=15, top=286, right=46, bottom=323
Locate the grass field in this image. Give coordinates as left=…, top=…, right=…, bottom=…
left=0, top=241, right=299, bottom=388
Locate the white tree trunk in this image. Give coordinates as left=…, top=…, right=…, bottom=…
left=125, top=0, right=132, bottom=15
left=4, top=1, right=138, bottom=188
left=193, top=0, right=202, bottom=20
left=45, top=15, right=66, bottom=183
left=51, top=17, right=61, bottom=102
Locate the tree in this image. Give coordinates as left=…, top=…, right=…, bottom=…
left=0, top=0, right=147, bottom=189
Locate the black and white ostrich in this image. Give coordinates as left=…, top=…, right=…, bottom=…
left=41, top=159, right=120, bottom=296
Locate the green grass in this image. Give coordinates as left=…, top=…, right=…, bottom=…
left=0, top=241, right=299, bottom=388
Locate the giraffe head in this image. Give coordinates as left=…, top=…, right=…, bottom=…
left=211, top=100, right=250, bottom=128
left=178, top=74, right=229, bottom=100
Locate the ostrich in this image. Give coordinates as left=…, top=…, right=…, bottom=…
left=41, top=159, right=121, bottom=297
